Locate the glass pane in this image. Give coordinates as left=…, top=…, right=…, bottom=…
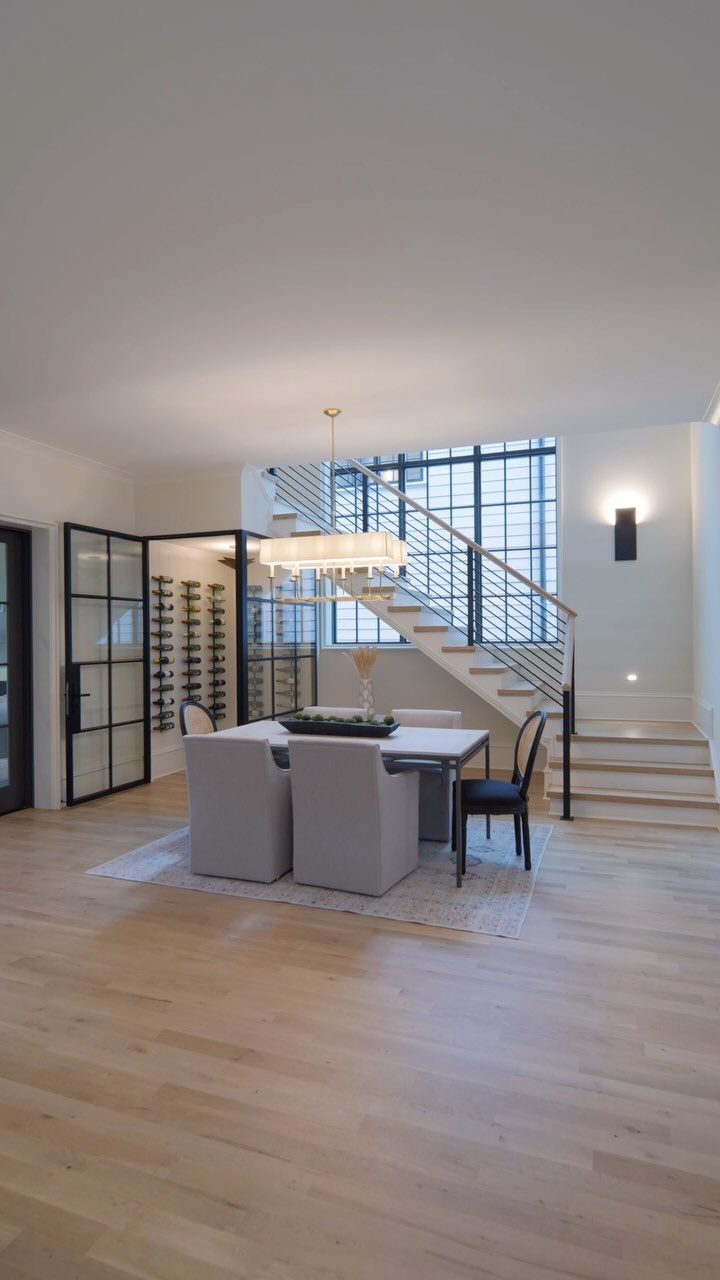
left=296, top=603, right=316, bottom=654
left=112, top=723, right=145, bottom=787
left=274, top=658, right=298, bottom=716
left=110, top=538, right=143, bottom=599
left=296, top=658, right=314, bottom=709
left=248, top=599, right=272, bottom=656
left=72, top=598, right=108, bottom=662
left=112, top=661, right=144, bottom=724
left=79, top=664, right=109, bottom=729
left=274, top=602, right=296, bottom=653
left=247, top=660, right=272, bottom=720
left=110, top=602, right=144, bottom=660
left=71, top=530, right=108, bottom=596
left=72, top=729, right=110, bottom=798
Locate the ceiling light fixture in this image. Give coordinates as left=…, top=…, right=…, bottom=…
left=259, top=408, right=409, bottom=603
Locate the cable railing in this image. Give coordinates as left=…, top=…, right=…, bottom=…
left=273, top=459, right=576, bottom=818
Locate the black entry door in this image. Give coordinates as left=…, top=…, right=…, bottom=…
left=0, top=527, right=32, bottom=816
left=64, top=525, right=149, bottom=805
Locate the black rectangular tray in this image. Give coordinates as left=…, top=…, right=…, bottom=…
left=279, top=718, right=399, bottom=738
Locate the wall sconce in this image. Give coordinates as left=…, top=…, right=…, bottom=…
left=614, top=507, right=637, bottom=561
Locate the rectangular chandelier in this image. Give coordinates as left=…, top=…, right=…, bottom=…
left=258, top=530, right=407, bottom=575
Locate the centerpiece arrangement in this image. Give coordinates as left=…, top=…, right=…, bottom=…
left=279, top=711, right=399, bottom=738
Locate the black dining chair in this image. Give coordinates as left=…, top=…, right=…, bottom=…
left=452, top=710, right=547, bottom=870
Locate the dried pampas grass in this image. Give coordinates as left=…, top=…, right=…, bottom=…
left=345, top=645, right=378, bottom=678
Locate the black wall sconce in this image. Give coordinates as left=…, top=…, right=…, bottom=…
left=615, top=507, right=637, bottom=561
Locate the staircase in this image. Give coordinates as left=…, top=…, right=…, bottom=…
left=268, top=460, right=719, bottom=830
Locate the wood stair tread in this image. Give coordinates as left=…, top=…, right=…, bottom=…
left=469, top=665, right=508, bottom=675
left=498, top=686, right=535, bottom=696
left=387, top=605, right=422, bottom=613
left=441, top=645, right=476, bottom=653
left=557, top=732, right=708, bottom=747
left=548, top=758, right=715, bottom=777
left=413, top=625, right=448, bottom=633
left=547, top=785, right=719, bottom=809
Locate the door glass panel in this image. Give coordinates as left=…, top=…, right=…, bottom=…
left=71, top=530, right=108, bottom=596
left=111, top=602, right=144, bottom=660
left=248, top=595, right=272, bottom=657
left=112, top=662, right=144, bottom=723
left=79, top=665, right=109, bottom=730
left=71, top=598, right=109, bottom=662
left=112, top=723, right=144, bottom=787
left=110, top=537, right=143, bottom=599
left=72, top=729, right=110, bottom=799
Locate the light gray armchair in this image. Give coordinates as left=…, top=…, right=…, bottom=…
left=288, top=738, right=419, bottom=896
left=391, top=708, right=463, bottom=843
left=184, top=734, right=292, bottom=881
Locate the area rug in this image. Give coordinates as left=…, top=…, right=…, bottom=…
left=87, top=819, right=552, bottom=938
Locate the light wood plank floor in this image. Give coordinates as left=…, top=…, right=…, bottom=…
left=0, top=775, right=718, bottom=1279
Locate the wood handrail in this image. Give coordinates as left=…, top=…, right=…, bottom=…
left=349, top=458, right=577, bottom=619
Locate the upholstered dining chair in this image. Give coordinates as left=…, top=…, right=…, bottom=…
left=179, top=700, right=216, bottom=736
left=452, top=710, right=547, bottom=871
left=391, top=708, right=463, bottom=843
left=288, top=737, right=419, bottom=896
left=183, top=734, right=292, bottom=881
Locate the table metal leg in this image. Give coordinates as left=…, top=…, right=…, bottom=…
left=455, top=755, right=463, bottom=887
left=485, top=738, right=491, bottom=839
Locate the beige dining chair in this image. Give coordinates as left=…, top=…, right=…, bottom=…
left=183, top=734, right=292, bottom=882
left=288, top=737, right=419, bottom=895
left=391, top=708, right=463, bottom=842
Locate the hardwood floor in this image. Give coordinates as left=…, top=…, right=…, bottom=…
left=0, top=775, right=718, bottom=1279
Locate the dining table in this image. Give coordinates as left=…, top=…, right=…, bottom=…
left=215, top=721, right=491, bottom=886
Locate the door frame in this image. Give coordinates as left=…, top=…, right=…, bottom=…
left=0, top=525, right=33, bottom=815
left=64, top=522, right=151, bottom=806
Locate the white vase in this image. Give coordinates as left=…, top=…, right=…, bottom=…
left=359, top=677, right=375, bottom=718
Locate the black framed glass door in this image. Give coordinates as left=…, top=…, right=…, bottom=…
left=64, top=524, right=149, bottom=805
left=0, top=527, right=32, bottom=816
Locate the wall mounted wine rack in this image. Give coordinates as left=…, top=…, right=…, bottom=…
left=151, top=576, right=175, bottom=732
left=180, top=581, right=203, bottom=703
left=207, top=582, right=226, bottom=721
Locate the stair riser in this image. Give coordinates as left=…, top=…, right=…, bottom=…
left=546, top=767, right=716, bottom=796
left=564, top=739, right=710, bottom=766
left=549, top=796, right=719, bottom=828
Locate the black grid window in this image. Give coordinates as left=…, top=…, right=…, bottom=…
left=330, top=440, right=557, bottom=645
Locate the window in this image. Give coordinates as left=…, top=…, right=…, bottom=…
left=329, top=440, right=557, bottom=645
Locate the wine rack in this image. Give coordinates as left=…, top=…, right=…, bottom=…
left=180, top=581, right=203, bottom=703
left=151, top=576, right=175, bottom=732
left=207, top=582, right=227, bottom=721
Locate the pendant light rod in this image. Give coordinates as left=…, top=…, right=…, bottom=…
left=324, top=407, right=341, bottom=532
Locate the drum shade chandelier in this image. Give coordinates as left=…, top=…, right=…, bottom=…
left=259, top=408, right=409, bottom=603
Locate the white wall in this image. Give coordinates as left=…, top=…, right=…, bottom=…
left=136, top=464, right=274, bottom=537
left=0, top=431, right=137, bottom=807
left=318, top=647, right=521, bottom=771
left=691, top=422, right=720, bottom=775
left=560, top=422, right=694, bottom=721
left=148, top=539, right=237, bottom=779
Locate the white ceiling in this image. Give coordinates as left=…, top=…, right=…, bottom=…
left=1, top=0, right=718, bottom=475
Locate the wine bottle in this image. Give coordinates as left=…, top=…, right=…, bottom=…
left=152, top=656, right=172, bottom=665
left=181, top=580, right=201, bottom=588
left=182, top=604, right=202, bottom=614
left=152, top=575, right=174, bottom=584
left=152, top=588, right=173, bottom=597
left=153, top=697, right=175, bottom=707
left=151, top=630, right=173, bottom=639
left=153, top=722, right=175, bottom=733
left=184, top=682, right=202, bottom=691
left=182, top=643, right=201, bottom=652
left=152, top=644, right=173, bottom=652
left=179, top=592, right=201, bottom=601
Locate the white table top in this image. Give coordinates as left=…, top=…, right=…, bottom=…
left=215, top=720, right=489, bottom=763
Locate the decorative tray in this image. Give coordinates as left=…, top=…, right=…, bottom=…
left=279, top=717, right=399, bottom=738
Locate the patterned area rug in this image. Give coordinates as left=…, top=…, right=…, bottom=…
left=88, top=819, right=552, bottom=938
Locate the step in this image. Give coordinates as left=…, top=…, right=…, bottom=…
left=469, top=665, right=508, bottom=676
left=498, top=685, right=535, bottom=697
left=558, top=734, right=710, bottom=767
left=546, top=759, right=716, bottom=797
left=413, top=625, right=449, bottom=634
left=441, top=645, right=476, bottom=654
left=548, top=785, right=720, bottom=829
left=272, top=511, right=298, bottom=521
left=388, top=605, right=422, bottom=613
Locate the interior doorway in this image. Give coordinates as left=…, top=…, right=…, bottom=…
left=0, top=526, right=33, bottom=816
